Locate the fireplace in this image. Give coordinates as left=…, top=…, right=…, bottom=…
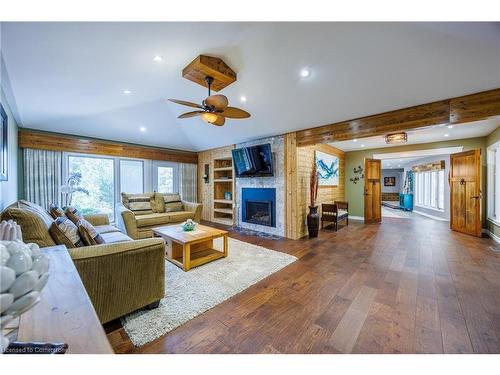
left=241, top=188, right=276, bottom=228
left=245, top=200, right=273, bottom=227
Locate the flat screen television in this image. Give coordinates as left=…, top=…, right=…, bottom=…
left=232, top=143, right=273, bottom=177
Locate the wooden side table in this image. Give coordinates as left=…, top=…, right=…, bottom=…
left=16, top=245, right=113, bottom=354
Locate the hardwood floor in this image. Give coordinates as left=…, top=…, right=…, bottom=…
left=106, top=216, right=500, bottom=354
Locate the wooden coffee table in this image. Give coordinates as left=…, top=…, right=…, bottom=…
left=152, top=224, right=228, bottom=271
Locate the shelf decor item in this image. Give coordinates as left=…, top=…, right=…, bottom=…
left=181, top=219, right=197, bottom=232
left=307, top=161, right=320, bottom=238
left=1, top=241, right=50, bottom=353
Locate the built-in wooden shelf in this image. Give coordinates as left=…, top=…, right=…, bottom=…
left=214, top=167, right=233, bottom=171
left=214, top=199, right=233, bottom=204
left=212, top=217, right=234, bottom=226
left=214, top=208, right=233, bottom=214
left=212, top=157, right=235, bottom=226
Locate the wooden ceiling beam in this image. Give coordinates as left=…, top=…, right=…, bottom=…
left=18, top=129, right=198, bottom=164
left=296, top=88, right=500, bottom=147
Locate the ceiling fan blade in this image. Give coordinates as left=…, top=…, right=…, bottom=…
left=221, top=107, right=251, bottom=119
left=168, top=99, right=203, bottom=109
left=211, top=115, right=226, bottom=126
left=205, top=95, right=228, bottom=110
left=178, top=111, right=204, bottom=119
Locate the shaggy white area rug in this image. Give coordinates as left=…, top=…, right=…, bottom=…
left=122, top=237, right=297, bottom=346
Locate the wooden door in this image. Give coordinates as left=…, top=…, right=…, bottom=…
left=450, top=149, right=482, bottom=237
left=364, top=158, right=381, bottom=223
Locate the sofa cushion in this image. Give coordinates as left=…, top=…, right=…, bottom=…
left=135, top=213, right=171, bottom=228
left=100, top=231, right=132, bottom=244
left=77, top=218, right=105, bottom=246
left=1, top=205, right=56, bottom=247
left=95, top=224, right=121, bottom=235
left=122, top=193, right=155, bottom=215
left=49, top=217, right=85, bottom=248
left=164, top=211, right=195, bottom=223
left=154, top=193, right=183, bottom=213
left=64, top=206, right=84, bottom=224
left=16, top=200, right=54, bottom=228
left=48, top=204, right=65, bottom=219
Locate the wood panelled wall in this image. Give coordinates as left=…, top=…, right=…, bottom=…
left=197, top=145, right=235, bottom=221
left=296, top=143, right=345, bottom=238
left=19, top=129, right=198, bottom=164
left=284, top=133, right=345, bottom=239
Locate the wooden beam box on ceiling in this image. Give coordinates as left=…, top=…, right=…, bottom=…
left=182, top=55, right=237, bottom=92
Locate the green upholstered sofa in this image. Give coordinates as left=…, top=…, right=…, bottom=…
left=116, top=192, right=202, bottom=240
left=1, top=200, right=165, bottom=324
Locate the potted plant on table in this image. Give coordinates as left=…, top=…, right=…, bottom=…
left=307, top=161, right=320, bottom=238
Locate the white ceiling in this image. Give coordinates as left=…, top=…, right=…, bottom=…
left=331, top=118, right=499, bottom=152
left=1, top=22, right=500, bottom=152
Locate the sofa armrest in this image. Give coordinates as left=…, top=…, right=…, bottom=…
left=115, top=203, right=138, bottom=239
left=68, top=238, right=165, bottom=323
left=182, top=200, right=203, bottom=222
left=83, top=213, right=110, bottom=226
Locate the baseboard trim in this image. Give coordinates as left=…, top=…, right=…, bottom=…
left=412, top=210, right=449, bottom=222
left=349, top=216, right=364, bottom=221
left=483, top=228, right=500, bottom=248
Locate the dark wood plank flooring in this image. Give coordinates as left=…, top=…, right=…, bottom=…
left=106, top=216, right=500, bottom=354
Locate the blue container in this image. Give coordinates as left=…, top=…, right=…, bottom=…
left=399, top=193, right=414, bottom=211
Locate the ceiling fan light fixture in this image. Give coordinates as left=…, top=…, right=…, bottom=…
left=201, top=112, right=219, bottom=124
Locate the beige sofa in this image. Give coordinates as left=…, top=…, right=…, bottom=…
left=116, top=192, right=202, bottom=239
left=1, top=200, right=165, bottom=324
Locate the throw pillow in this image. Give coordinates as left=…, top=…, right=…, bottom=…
left=77, top=218, right=105, bottom=246
left=49, top=204, right=65, bottom=219
left=122, top=193, right=155, bottom=215
left=164, top=193, right=183, bottom=212
left=64, top=206, right=83, bottom=224
left=49, top=217, right=84, bottom=248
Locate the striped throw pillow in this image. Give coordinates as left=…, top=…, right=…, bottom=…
left=77, top=218, right=105, bottom=246
left=122, top=193, right=155, bottom=215
left=49, top=217, right=84, bottom=248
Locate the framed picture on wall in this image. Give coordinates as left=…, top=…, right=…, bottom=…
left=384, top=176, right=396, bottom=186
left=315, top=150, right=339, bottom=186
left=0, top=103, right=8, bottom=181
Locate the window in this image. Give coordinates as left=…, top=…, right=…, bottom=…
left=120, top=160, right=144, bottom=194
left=64, top=154, right=181, bottom=222
left=67, top=155, right=115, bottom=220
left=487, top=142, right=500, bottom=224
left=415, top=169, right=445, bottom=211
left=153, top=162, right=179, bottom=194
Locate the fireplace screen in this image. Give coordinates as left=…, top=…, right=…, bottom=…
left=244, top=200, right=273, bottom=227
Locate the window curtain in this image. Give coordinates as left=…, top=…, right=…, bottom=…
left=179, top=163, right=197, bottom=203
left=24, top=148, right=63, bottom=210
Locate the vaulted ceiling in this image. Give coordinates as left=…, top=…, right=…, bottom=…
left=1, top=22, right=499, bottom=151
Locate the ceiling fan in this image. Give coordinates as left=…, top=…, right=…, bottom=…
left=168, top=76, right=251, bottom=126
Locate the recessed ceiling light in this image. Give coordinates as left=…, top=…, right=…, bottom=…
left=360, top=144, right=365, bottom=148
left=240, top=95, right=247, bottom=103
left=399, top=159, right=402, bottom=162
left=139, top=126, right=146, bottom=132
left=353, top=139, right=358, bottom=142
left=300, top=68, right=310, bottom=78
left=153, top=55, right=163, bottom=62
left=444, top=133, right=449, bottom=137
left=398, top=164, right=401, bottom=167
left=123, top=90, right=132, bottom=95
left=447, top=125, right=453, bottom=129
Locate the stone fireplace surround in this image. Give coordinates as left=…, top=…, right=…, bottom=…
left=235, top=135, right=285, bottom=237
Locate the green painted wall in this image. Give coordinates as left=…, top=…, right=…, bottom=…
left=344, top=137, right=488, bottom=225
left=486, top=127, right=500, bottom=236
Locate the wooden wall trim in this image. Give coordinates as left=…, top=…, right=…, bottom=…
left=18, top=129, right=198, bottom=164
left=285, top=132, right=299, bottom=239
left=296, top=88, right=500, bottom=147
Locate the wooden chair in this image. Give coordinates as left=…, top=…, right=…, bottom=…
left=321, top=202, right=349, bottom=231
